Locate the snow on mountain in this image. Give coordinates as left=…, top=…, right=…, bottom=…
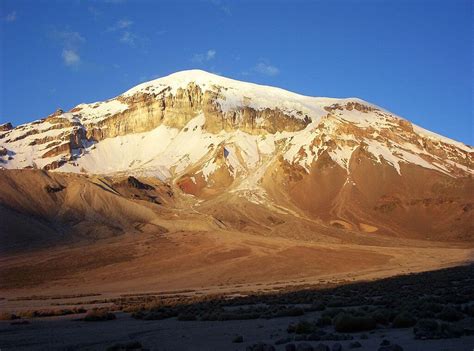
left=123, top=69, right=335, bottom=118
left=0, top=70, right=472, bottom=191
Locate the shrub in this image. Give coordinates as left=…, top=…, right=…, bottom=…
left=0, top=312, right=18, bottom=320
left=10, top=320, right=30, bottom=325
left=392, top=312, right=416, bottom=328
left=415, top=319, right=438, bottom=332
left=334, top=313, right=376, bottom=333
left=18, top=310, right=36, bottom=319
left=439, top=322, right=464, bottom=338
left=218, top=311, right=260, bottom=321
left=83, top=309, right=116, bottom=321
left=16, top=307, right=86, bottom=319
left=462, top=304, right=474, bottom=317
left=308, top=302, right=326, bottom=312
left=278, top=307, right=305, bottom=317
left=322, top=308, right=345, bottom=319
left=414, top=319, right=465, bottom=339
left=131, top=311, right=145, bottom=319
left=414, top=319, right=439, bottom=339
left=328, top=298, right=349, bottom=307
left=315, top=316, right=332, bottom=327
left=416, top=310, right=436, bottom=319
left=419, top=302, right=443, bottom=314
left=232, top=335, right=243, bottom=343
left=436, top=306, right=464, bottom=322
left=371, top=309, right=392, bottom=325
left=289, top=320, right=317, bottom=334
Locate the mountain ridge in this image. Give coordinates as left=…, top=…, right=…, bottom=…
left=0, top=69, right=471, bottom=176
left=0, top=70, right=472, bottom=242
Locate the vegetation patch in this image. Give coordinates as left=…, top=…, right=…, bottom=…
left=333, top=313, right=376, bottom=333
left=83, top=308, right=116, bottom=321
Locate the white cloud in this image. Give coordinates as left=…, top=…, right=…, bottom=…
left=192, top=49, right=217, bottom=63
left=107, top=19, right=133, bottom=32
left=54, top=30, right=85, bottom=48
left=106, top=19, right=140, bottom=46
left=207, top=49, right=216, bottom=60
left=4, top=11, right=17, bottom=22
left=120, top=31, right=137, bottom=46
left=209, top=0, right=231, bottom=16
left=254, top=62, right=280, bottom=76
left=52, top=30, right=85, bottom=68
left=62, top=49, right=80, bottom=66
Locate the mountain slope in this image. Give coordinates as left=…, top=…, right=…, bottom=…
left=0, top=69, right=472, bottom=241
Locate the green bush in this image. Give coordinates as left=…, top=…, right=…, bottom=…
left=416, top=319, right=438, bottom=331
left=419, top=302, right=443, bottom=314
left=16, top=307, right=87, bottom=319
left=334, top=313, right=376, bottom=333
left=289, top=320, right=317, bottom=334
left=309, top=302, right=326, bottom=311
left=0, top=312, right=18, bottom=320
left=279, top=307, right=305, bottom=317
left=232, top=335, right=244, bottom=343
left=315, top=316, right=332, bottom=327
left=371, top=308, right=392, bottom=325
left=436, top=306, right=464, bottom=322
left=392, top=312, right=416, bottom=328
left=322, top=308, right=345, bottom=319
left=439, top=322, right=464, bottom=338
left=462, top=304, right=474, bottom=317
left=83, top=309, right=116, bottom=321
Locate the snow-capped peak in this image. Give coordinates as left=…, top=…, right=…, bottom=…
left=0, top=70, right=471, bottom=183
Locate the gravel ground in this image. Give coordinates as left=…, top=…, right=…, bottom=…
left=1, top=311, right=473, bottom=351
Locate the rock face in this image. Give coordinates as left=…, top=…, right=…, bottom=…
left=0, top=122, right=13, bottom=132
left=1, top=69, right=472, bottom=240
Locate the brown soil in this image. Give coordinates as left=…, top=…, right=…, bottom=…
left=0, top=169, right=472, bottom=310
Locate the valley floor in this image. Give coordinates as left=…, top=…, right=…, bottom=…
left=1, top=229, right=473, bottom=305
left=1, top=263, right=474, bottom=351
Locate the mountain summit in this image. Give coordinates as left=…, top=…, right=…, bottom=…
left=0, top=69, right=471, bottom=175
left=1, top=70, right=472, bottom=241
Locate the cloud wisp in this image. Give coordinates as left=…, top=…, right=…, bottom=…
left=107, top=19, right=133, bottom=32
left=241, top=60, right=280, bottom=77
left=52, top=30, right=85, bottom=68
left=3, top=11, right=17, bottom=22
left=62, top=49, right=80, bottom=66
left=120, top=31, right=137, bottom=46
left=254, top=62, right=280, bottom=76
left=191, top=49, right=217, bottom=64
left=107, top=19, right=140, bottom=46
left=209, top=0, right=231, bottom=16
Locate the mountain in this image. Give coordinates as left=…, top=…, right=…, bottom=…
left=0, top=69, right=473, bottom=243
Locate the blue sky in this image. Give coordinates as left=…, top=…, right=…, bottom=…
left=1, top=0, right=472, bottom=144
